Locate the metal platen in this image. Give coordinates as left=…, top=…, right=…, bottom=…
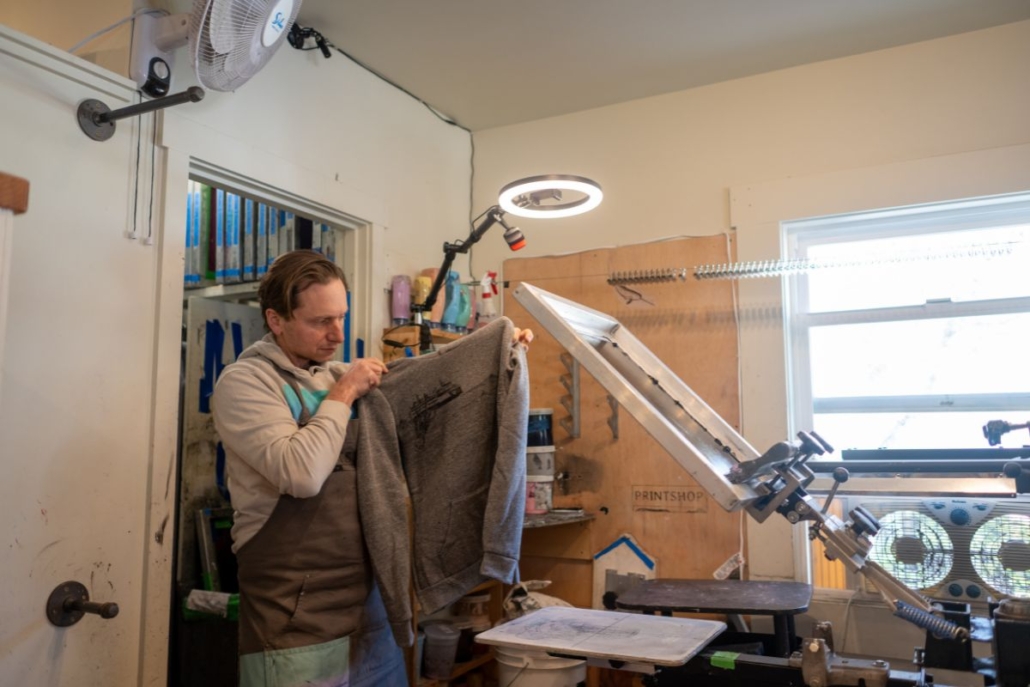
left=513, top=282, right=966, bottom=641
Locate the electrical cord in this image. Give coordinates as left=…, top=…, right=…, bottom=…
left=839, top=589, right=859, bottom=654
left=467, top=134, right=476, bottom=281
left=330, top=43, right=469, bottom=132
left=130, top=92, right=142, bottom=239
left=69, top=8, right=166, bottom=54
left=145, top=109, right=157, bottom=244
left=298, top=24, right=480, bottom=284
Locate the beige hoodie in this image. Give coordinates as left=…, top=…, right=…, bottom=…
left=211, top=333, right=352, bottom=552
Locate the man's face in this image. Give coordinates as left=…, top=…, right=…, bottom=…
left=266, top=279, right=348, bottom=368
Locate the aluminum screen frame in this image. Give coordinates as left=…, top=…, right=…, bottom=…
left=513, top=282, right=761, bottom=512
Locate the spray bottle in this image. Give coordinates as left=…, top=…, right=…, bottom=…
left=477, top=271, right=499, bottom=329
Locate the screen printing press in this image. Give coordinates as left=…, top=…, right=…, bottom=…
left=497, top=283, right=1030, bottom=687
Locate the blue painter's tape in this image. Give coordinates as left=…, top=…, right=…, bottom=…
left=593, top=535, right=655, bottom=570
left=231, top=321, right=244, bottom=359
left=343, top=290, right=351, bottom=363
left=200, top=319, right=226, bottom=413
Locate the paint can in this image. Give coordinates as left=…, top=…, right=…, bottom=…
left=526, top=445, right=555, bottom=477
left=527, top=408, right=553, bottom=447
left=526, top=475, right=553, bottom=515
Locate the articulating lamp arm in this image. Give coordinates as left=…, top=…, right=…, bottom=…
left=415, top=206, right=507, bottom=353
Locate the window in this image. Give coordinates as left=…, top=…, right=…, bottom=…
left=784, top=193, right=1030, bottom=452
left=783, top=193, right=1030, bottom=597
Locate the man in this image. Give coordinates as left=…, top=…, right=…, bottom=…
left=213, top=250, right=395, bottom=686
left=212, top=250, right=530, bottom=687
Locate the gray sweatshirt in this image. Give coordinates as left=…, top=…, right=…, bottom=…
left=356, top=317, right=529, bottom=646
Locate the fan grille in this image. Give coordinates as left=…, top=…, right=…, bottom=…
left=190, top=0, right=302, bottom=92
left=970, top=514, right=1030, bottom=597
left=869, top=510, right=954, bottom=589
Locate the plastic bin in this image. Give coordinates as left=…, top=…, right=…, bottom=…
left=422, top=622, right=460, bottom=679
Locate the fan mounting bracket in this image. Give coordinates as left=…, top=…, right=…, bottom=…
left=77, top=99, right=116, bottom=142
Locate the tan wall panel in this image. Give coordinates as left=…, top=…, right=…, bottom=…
left=506, top=235, right=745, bottom=608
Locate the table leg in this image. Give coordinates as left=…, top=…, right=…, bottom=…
left=773, top=614, right=790, bottom=657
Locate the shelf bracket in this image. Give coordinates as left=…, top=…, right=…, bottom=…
left=607, top=394, right=619, bottom=439
left=559, top=352, right=580, bottom=439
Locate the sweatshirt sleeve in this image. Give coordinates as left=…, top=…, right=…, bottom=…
left=212, top=366, right=352, bottom=498
left=480, top=318, right=529, bottom=582
left=355, top=390, right=415, bottom=647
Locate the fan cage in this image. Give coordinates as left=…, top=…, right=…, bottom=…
left=868, top=510, right=954, bottom=589
left=190, top=0, right=302, bottom=92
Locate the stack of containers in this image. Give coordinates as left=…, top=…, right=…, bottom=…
left=454, top=591, right=493, bottom=657
left=526, top=409, right=555, bottom=515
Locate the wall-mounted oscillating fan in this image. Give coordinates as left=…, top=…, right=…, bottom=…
left=970, top=514, right=1030, bottom=597
left=130, top=0, right=302, bottom=96
left=869, top=510, right=955, bottom=589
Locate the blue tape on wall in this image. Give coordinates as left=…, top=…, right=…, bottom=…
left=343, top=290, right=352, bottom=363
left=200, top=319, right=226, bottom=413
left=231, top=321, right=243, bottom=359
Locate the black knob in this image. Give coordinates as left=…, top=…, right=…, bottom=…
left=811, top=430, right=835, bottom=455
left=850, top=506, right=881, bottom=537
left=832, top=467, right=850, bottom=484
left=1003, top=461, right=1027, bottom=479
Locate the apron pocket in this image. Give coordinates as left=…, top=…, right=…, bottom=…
left=239, top=635, right=350, bottom=687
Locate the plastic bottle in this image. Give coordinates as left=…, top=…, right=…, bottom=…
left=477, top=271, right=499, bottom=329
left=441, top=270, right=462, bottom=332
left=456, top=283, right=472, bottom=333
left=390, top=275, right=411, bottom=325
left=420, top=268, right=445, bottom=328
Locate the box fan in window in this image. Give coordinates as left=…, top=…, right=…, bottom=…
left=840, top=496, right=1030, bottom=604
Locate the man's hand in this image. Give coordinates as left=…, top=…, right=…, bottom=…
left=513, top=328, right=534, bottom=349
left=327, top=358, right=389, bottom=406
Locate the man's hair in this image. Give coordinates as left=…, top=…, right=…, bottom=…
left=258, top=250, right=348, bottom=328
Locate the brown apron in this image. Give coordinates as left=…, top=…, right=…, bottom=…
left=236, top=383, right=371, bottom=669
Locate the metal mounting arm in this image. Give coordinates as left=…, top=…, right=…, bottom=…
left=77, top=87, right=205, bottom=142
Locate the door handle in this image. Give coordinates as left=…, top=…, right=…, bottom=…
left=46, top=581, right=119, bottom=627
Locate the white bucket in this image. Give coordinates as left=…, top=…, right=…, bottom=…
left=495, top=646, right=586, bottom=687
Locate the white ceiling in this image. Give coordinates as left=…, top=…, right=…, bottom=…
left=295, top=1, right=1030, bottom=131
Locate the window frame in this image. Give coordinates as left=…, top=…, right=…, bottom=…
left=783, top=193, right=1030, bottom=440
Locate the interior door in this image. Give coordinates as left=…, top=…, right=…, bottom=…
left=0, top=27, right=168, bottom=685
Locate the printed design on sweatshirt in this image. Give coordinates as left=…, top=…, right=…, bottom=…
left=282, top=384, right=329, bottom=422
left=409, top=381, right=463, bottom=447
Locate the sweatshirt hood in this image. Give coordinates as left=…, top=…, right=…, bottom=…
left=238, top=333, right=348, bottom=379
left=238, top=333, right=303, bottom=375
